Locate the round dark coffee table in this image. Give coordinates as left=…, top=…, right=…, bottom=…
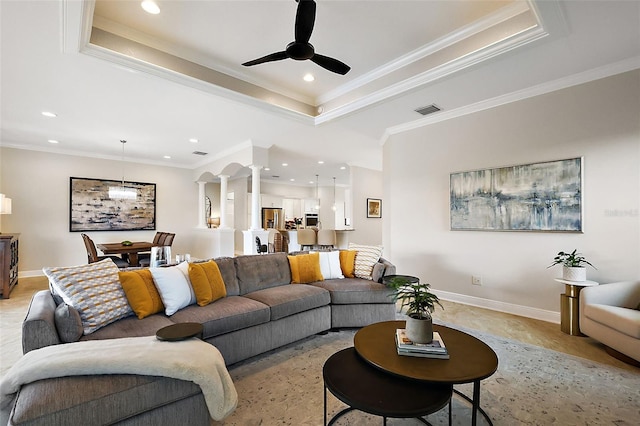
left=354, top=321, right=498, bottom=426
left=323, top=347, right=452, bottom=425
left=156, top=322, right=203, bottom=341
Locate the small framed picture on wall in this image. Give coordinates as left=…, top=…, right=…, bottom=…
left=367, top=198, right=382, bottom=218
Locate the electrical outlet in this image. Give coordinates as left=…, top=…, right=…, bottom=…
left=472, top=275, right=482, bottom=285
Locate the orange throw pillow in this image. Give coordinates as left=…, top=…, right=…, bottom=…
left=339, top=250, right=357, bottom=278
left=288, top=252, right=323, bottom=284
left=188, top=260, right=227, bottom=306
left=119, top=269, right=164, bottom=319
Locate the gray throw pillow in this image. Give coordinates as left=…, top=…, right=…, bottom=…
left=54, top=303, right=83, bottom=343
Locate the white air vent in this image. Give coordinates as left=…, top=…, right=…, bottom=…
left=192, top=151, right=208, bottom=156
left=415, top=104, right=441, bottom=116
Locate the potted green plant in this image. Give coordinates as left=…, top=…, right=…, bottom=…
left=388, top=277, right=443, bottom=343
left=548, top=249, right=596, bottom=282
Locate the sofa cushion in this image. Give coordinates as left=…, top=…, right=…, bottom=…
left=339, top=250, right=357, bottom=278
left=234, top=253, right=292, bottom=295
left=310, top=278, right=395, bottom=304
left=43, top=259, right=134, bottom=335
left=150, top=264, right=196, bottom=316
left=188, top=260, right=227, bottom=306
left=54, top=303, right=83, bottom=343
left=80, top=314, right=175, bottom=341
left=9, top=374, right=202, bottom=426
left=288, top=252, right=324, bottom=284
left=349, top=243, right=384, bottom=280
left=119, top=269, right=165, bottom=319
left=243, top=284, right=331, bottom=321
left=211, top=257, right=240, bottom=296
left=583, top=303, right=640, bottom=338
left=170, top=296, right=270, bottom=339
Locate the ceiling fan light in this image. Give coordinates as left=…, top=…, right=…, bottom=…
left=141, top=0, right=160, bottom=15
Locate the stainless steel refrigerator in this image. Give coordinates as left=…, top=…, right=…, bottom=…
left=262, top=208, right=283, bottom=229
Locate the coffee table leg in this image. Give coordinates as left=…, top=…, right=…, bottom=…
left=324, top=385, right=327, bottom=426
left=472, top=380, right=480, bottom=426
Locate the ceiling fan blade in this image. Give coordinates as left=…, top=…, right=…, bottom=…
left=242, top=51, right=288, bottom=67
left=311, top=54, right=351, bottom=75
left=295, top=0, right=316, bottom=44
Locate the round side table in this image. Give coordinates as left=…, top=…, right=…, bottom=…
left=554, top=278, right=598, bottom=336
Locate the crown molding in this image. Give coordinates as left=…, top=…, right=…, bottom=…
left=381, top=56, right=640, bottom=144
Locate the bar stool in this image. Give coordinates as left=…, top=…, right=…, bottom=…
left=297, top=228, right=316, bottom=251
left=317, top=229, right=336, bottom=249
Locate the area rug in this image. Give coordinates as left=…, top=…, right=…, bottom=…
left=212, top=323, right=640, bottom=425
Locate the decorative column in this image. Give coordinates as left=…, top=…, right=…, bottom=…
left=197, top=181, right=207, bottom=228
left=250, top=165, right=262, bottom=231
left=218, top=174, right=229, bottom=229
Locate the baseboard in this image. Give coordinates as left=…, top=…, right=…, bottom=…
left=19, top=270, right=45, bottom=278
left=432, top=289, right=560, bottom=324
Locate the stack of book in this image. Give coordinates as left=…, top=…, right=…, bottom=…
left=395, top=329, right=450, bottom=359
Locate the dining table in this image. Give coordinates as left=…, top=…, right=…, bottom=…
left=96, top=241, right=153, bottom=267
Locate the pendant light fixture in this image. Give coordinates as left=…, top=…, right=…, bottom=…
left=315, top=174, right=320, bottom=211
left=332, top=177, right=337, bottom=211
left=109, top=140, right=137, bottom=200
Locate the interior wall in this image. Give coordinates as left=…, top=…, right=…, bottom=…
left=0, top=148, right=200, bottom=273
left=383, top=70, right=640, bottom=314
left=350, top=166, right=384, bottom=248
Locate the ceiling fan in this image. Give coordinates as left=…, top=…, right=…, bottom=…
left=242, top=0, right=351, bottom=75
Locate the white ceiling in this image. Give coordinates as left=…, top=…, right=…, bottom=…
left=1, top=0, right=639, bottom=187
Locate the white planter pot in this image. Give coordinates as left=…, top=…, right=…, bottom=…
left=563, top=266, right=586, bottom=282
left=405, top=316, right=433, bottom=344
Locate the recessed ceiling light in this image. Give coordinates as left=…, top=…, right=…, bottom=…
left=163, top=155, right=171, bottom=159
left=41, top=111, right=57, bottom=118
left=303, top=73, right=315, bottom=82
left=309, top=181, right=314, bottom=184
left=290, top=178, right=295, bottom=182
left=318, top=160, right=324, bottom=164
left=141, top=0, right=160, bottom=14
left=189, top=138, right=198, bottom=143
left=47, top=139, right=59, bottom=144
left=340, top=166, right=346, bottom=170
left=282, top=163, right=288, bottom=167
left=264, top=167, right=271, bottom=171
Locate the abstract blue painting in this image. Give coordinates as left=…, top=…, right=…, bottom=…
left=450, top=158, right=583, bottom=232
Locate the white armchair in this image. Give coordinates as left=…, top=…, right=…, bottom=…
left=579, top=281, right=640, bottom=363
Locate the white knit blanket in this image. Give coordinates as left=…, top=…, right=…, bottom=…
left=0, top=336, right=237, bottom=421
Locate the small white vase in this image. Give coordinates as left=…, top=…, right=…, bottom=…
left=405, top=316, right=433, bottom=344
left=563, top=266, right=586, bottom=282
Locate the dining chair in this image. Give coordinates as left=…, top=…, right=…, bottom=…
left=81, top=233, right=129, bottom=268
left=297, top=228, right=316, bottom=251
left=317, top=229, right=336, bottom=249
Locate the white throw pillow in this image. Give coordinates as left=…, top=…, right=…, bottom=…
left=43, top=258, right=134, bottom=335
left=313, top=251, right=344, bottom=280
left=150, top=263, right=196, bottom=316
left=349, top=243, right=384, bottom=280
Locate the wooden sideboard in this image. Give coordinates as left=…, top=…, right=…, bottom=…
left=0, top=233, right=19, bottom=299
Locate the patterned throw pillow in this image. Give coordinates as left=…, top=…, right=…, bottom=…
left=119, top=269, right=165, bottom=319
left=188, top=260, right=227, bottom=306
left=348, top=243, right=384, bottom=280
left=43, top=259, right=134, bottom=335
left=288, top=252, right=324, bottom=284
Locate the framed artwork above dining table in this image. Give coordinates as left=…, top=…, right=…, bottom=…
left=69, top=177, right=156, bottom=232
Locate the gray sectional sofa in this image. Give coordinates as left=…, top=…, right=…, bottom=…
left=10, top=252, right=396, bottom=425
